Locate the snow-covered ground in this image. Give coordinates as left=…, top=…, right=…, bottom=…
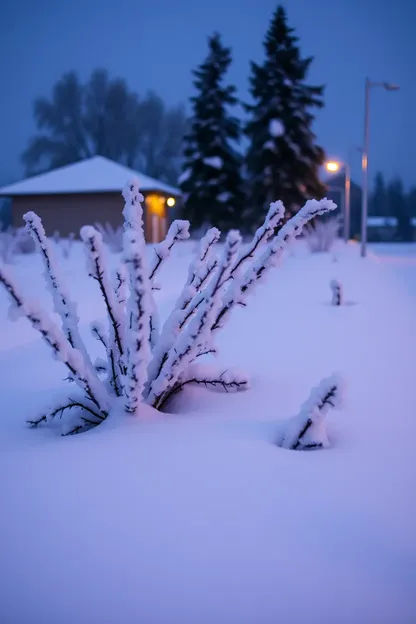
left=1, top=240, right=415, bottom=623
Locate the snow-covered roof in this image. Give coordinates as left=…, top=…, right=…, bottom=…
left=0, top=156, right=181, bottom=197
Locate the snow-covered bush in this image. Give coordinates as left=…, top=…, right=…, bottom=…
left=330, top=279, right=343, bottom=306
left=14, top=227, right=36, bottom=254
left=0, top=227, right=17, bottom=264
left=94, top=222, right=124, bottom=253
left=276, top=374, right=344, bottom=450
left=0, top=179, right=336, bottom=435
left=303, top=215, right=340, bottom=253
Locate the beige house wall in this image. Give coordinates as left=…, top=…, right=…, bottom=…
left=11, top=192, right=170, bottom=242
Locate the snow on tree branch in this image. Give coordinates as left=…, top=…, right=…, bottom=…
left=276, top=374, right=344, bottom=450
left=157, top=363, right=250, bottom=410
left=115, top=264, right=128, bottom=305
left=149, top=220, right=190, bottom=283
left=123, top=227, right=152, bottom=414
left=147, top=230, right=242, bottom=409
left=81, top=225, right=125, bottom=395
left=212, top=198, right=336, bottom=332
left=27, top=398, right=105, bottom=431
left=0, top=264, right=109, bottom=416
left=122, top=178, right=162, bottom=348
left=23, top=211, right=92, bottom=370
left=122, top=178, right=145, bottom=231
left=146, top=227, right=221, bottom=391
left=227, top=200, right=285, bottom=281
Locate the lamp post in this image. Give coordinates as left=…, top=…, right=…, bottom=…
left=325, top=160, right=351, bottom=242
left=361, top=78, right=399, bottom=257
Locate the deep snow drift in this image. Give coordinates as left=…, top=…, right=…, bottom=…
left=0, top=240, right=415, bottom=624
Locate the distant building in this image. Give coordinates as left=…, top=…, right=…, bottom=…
left=0, top=156, right=182, bottom=242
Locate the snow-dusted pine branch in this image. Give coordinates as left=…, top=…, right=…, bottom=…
left=276, top=374, right=344, bottom=450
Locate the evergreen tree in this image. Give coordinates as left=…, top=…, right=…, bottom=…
left=369, top=172, right=388, bottom=216
left=388, top=177, right=412, bottom=241
left=245, top=5, right=326, bottom=222
left=179, top=33, right=244, bottom=232
left=406, top=186, right=416, bottom=219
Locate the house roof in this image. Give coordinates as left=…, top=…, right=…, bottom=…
left=0, top=156, right=180, bottom=197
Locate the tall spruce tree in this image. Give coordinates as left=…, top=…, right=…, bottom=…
left=245, top=5, right=326, bottom=221
left=180, top=33, right=244, bottom=231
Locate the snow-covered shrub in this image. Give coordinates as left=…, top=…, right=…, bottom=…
left=0, top=227, right=17, bottom=264
left=330, top=279, right=343, bottom=306
left=94, top=222, right=123, bottom=253
left=276, top=374, right=344, bottom=450
left=0, top=179, right=336, bottom=434
left=303, top=215, right=340, bottom=253
left=14, top=227, right=36, bottom=254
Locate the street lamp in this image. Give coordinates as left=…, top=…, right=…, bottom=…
left=361, top=78, right=399, bottom=257
left=325, top=160, right=351, bottom=242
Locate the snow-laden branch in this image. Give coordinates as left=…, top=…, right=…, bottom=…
left=147, top=230, right=242, bottom=409
left=276, top=374, right=344, bottom=450
left=23, top=211, right=93, bottom=369
left=149, top=220, right=190, bottom=282
left=123, top=227, right=152, bottom=414
left=146, top=227, right=221, bottom=390
left=225, top=200, right=285, bottom=281
left=0, top=264, right=109, bottom=415
left=212, top=198, right=337, bottom=332
left=122, top=179, right=145, bottom=232
left=157, top=363, right=250, bottom=410
left=81, top=226, right=125, bottom=394
left=27, top=398, right=105, bottom=430
left=122, top=178, right=163, bottom=348
left=115, top=263, right=128, bottom=305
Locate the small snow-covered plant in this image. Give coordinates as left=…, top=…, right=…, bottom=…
left=304, top=215, right=340, bottom=253
left=52, top=230, right=61, bottom=245
left=14, top=226, right=36, bottom=254
left=330, top=279, right=343, bottom=306
left=276, top=374, right=344, bottom=450
left=0, top=178, right=336, bottom=435
left=0, top=227, right=17, bottom=263
left=94, top=222, right=124, bottom=253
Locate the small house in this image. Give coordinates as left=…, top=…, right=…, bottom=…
left=0, top=156, right=182, bottom=242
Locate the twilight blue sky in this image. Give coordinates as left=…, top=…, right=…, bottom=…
left=1, top=0, right=414, bottom=188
